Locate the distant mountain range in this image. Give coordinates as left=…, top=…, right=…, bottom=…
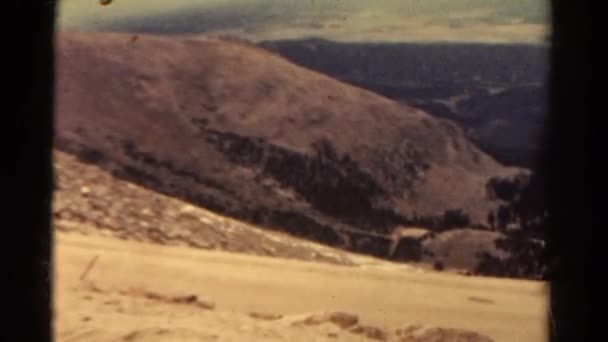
left=260, top=39, right=548, bottom=168
left=58, top=0, right=549, bottom=43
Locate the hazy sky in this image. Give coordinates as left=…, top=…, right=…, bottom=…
left=57, top=0, right=550, bottom=43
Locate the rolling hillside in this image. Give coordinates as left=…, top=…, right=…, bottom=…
left=55, top=32, right=525, bottom=264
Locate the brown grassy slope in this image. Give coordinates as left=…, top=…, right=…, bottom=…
left=55, top=32, right=521, bottom=256
left=54, top=149, right=510, bottom=274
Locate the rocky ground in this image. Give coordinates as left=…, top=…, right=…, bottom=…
left=54, top=232, right=548, bottom=342
left=53, top=150, right=359, bottom=266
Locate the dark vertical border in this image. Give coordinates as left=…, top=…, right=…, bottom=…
left=547, top=0, right=591, bottom=341
left=8, top=1, right=55, bottom=341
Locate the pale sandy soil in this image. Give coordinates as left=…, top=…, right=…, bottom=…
left=54, top=232, right=548, bottom=342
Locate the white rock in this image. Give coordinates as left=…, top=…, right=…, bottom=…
left=199, top=217, right=213, bottom=224
left=180, top=205, right=197, bottom=213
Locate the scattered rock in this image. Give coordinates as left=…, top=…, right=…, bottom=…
left=349, top=325, right=388, bottom=340
left=328, top=312, right=359, bottom=329
left=396, top=325, right=423, bottom=337
left=180, top=204, right=197, bottom=213
left=57, top=211, right=72, bottom=220
left=261, top=245, right=277, bottom=256
left=467, top=296, right=495, bottom=305
left=172, top=294, right=198, bottom=303
left=122, top=331, right=139, bottom=341
left=249, top=312, right=283, bottom=320
left=170, top=294, right=215, bottom=310
left=433, top=260, right=445, bottom=271
left=156, top=328, right=170, bottom=335
left=296, top=314, right=325, bottom=326
left=396, top=325, right=494, bottom=342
